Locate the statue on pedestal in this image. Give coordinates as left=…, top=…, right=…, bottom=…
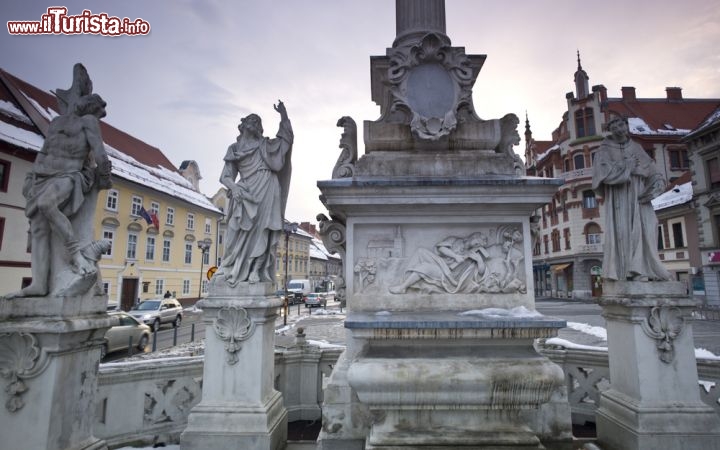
left=592, top=115, right=670, bottom=281
left=4, top=63, right=112, bottom=299
left=214, top=101, right=293, bottom=287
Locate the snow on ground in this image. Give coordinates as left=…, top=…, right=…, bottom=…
left=117, top=446, right=179, bottom=450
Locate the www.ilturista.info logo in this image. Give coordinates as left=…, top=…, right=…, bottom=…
left=7, top=7, right=150, bottom=36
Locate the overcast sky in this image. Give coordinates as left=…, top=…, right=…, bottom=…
left=2, top=1, right=719, bottom=223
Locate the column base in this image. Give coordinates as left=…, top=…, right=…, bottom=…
left=181, top=390, right=287, bottom=450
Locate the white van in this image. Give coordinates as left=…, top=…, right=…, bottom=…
left=287, top=279, right=311, bottom=301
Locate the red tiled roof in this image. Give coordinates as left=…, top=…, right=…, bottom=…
left=0, top=68, right=178, bottom=173
left=531, top=140, right=555, bottom=156
left=606, top=96, right=720, bottom=132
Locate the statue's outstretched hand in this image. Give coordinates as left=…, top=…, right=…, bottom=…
left=274, top=100, right=288, bottom=119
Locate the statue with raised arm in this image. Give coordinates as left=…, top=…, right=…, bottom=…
left=4, top=63, right=112, bottom=299
left=592, top=115, right=670, bottom=281
left=214, top=101, right=293, bottom=287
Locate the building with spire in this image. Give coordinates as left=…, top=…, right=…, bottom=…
left=526, top=54, right=720, bottom=299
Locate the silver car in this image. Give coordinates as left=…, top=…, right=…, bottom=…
left=129, top=298, right=183, bottom=330
left=102, top=311, right=151, bottom=359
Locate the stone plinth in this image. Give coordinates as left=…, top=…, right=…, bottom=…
left=596, top=281, right=720, bottom=450
left=180, top=282, right=287, bottom=450
left=0, top=294, right=113, bottom=450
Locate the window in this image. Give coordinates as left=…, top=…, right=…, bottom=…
left=205, top=218, right=212, bottom=234
left=126, top=233, right=138, bottom=259
left=105, top=190, right=119, bottom=211
left=166, top=207, right=175, bottom=225
left=583, top=191, right=597, bottom=209
left=155, top=279, right=164, bottom=295
left=564, top=159, right=570, bottom=173
left=563, top=229, right=571, bottom=250
left=551, top=230, right=561, bottom=252
left=150, top=202, right=160, bottom=215
left=574, top=108, right=595, bottom=138
left=657, top=225, right=665, bottom=250
left=187, top=214, right=195, bottom=230
left=543, top=235, right=549, bottom=254
left=573, top=154, right=585, bottom=170
left=708, top=157, right=720, bottom=189
left=162, top=239, right=171, bottom=262
left=102, top=229, right=115, bottom=256
left=0, top=159, right=9, bottom=192
left=131, top=196, right=143, bottom=216
left=218, top=232, right=224, bottom=245
left=146, top=236, right=155, bottom=260
left=671, top=221, right=685, bottom=248
left=182, top=279, right=191, bottom=295
left=586, top=223, right=601, bottom=244
left=669, top=148, right=689, bottom=170
left=185, top=242, right=193, bottom=264
left=203, top=250, right=210, bottom=265
left=0, top=217, right=4, bottom=251
left=102, top=281, right=110, bottom=295
left=201, top=280, right=208, bottom=294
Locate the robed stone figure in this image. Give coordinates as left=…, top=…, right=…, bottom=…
left=214, top=101, right=293, bottom=287
left=592, top=115, right=670, bottom=281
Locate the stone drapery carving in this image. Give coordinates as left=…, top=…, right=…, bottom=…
left=387, top=33, right=474, bottom=140
left=213, top=306, right=255, bottom=365
left=592, top=115, right=670, bottom=281
left=317, top=214, right=347, bottom=304
left=641, top=306, right=684, bottom=364
left=213, top=102, right=293, bottom=287
left=4, top=63, right=112, bottom=299
left=389, top=227, right=525, bottom=294
left=332, top=117, right=357, bottom=178
left=0, top=332, right=49, bottom=412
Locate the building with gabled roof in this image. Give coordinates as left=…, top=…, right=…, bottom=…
left=526, top=54, right=720, bottom=299
left=0, top=67, right=222, bottom=308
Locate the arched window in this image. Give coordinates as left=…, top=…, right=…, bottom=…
left=574, top=154, right=585, bottom=170
left=582, top=190, right=597, bottom=209
left=585, top=223, right=601, bottom=244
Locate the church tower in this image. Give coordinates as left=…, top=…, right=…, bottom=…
left=574, top=50, right=590, bottom=99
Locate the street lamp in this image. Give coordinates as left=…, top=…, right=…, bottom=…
left=283, top=222, right=298, bottom=325
left=197, top=238, right=212, bottom=300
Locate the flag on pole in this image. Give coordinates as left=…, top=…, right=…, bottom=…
left=139, top=206, right=153, bottom=225
left=150, top=212, right=160, bottom=230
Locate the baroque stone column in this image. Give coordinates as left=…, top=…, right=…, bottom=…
left=596, top=281, right=720, bottom=450
left=180, top=283, right=287, bottom=450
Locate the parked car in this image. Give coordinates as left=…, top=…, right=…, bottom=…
left=129, top=298, right=183, bottom=331
left=102, top=311, right=151, bottom=359
left=305, top=292, right=327, bottom=308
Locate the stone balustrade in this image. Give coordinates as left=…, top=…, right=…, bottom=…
left=94, top=344, right=343, bottom=448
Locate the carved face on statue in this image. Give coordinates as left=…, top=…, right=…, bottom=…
left=606, top=117, right=629, bottom=142
left=239, top=113, right=263, bottom=138
left=75, top=93, right=107, bottom=119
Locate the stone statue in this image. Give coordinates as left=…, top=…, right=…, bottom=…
left=592, top=115, right=670, bottom=281
left=213, top=101, right=293, bottom=287
left=5, top=63, right=112, bottom=299
left=389, top=228, right=525, bottom=294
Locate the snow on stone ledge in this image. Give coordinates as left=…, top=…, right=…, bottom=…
left=459, top=306, right=543, bottom=319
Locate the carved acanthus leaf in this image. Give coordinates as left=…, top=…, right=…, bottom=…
left=332, top=117, right=357, bottom=179
left=0, top=332, right=45, bottom=412
left=641, top=306, right=684, bottom=364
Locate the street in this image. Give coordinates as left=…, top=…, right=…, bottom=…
left=104, top=298, right=720, bottom=362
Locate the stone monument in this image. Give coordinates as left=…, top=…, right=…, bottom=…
left=592, top=116, right=720, bottom=449
left=180, top=101, right=292, bottom=450
left=0, top=63, right=115, bottom=450
left=317, top=1, right=572, bottom=448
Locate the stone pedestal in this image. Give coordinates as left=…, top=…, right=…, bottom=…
left=0, top=294, right=114, bottom=450
left=180, top=282, right=287, bottom=450
left=596, top=281, right=720, bottom=450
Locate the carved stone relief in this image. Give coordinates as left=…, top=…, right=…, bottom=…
left=143, top=378, right=201, bottom=425
left=353, top=225, right=526, bottom=296
left=386, top=33, right=475, bottom=140
left=213, top=306, right=255, bottom=365
left=0, top=332, right=49, bottom=412
left=332, top=117, right=357, bottom=179
left=641, top=306, right=684, bottom=364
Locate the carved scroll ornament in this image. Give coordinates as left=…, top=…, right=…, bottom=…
left=0, top=332, right=49, bottom=412
left=213, top=306, right=255, bottom=365
left=332, top=116, right=357, bottom=179
left=641, top=306, right=684, bottom=364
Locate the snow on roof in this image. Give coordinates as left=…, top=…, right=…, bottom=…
left=0, top=99, right=32, bottom=125
left=22, top=90, right=59, bottom=121
left=535, top=144, right=559, bottom=163
left=311, top=237, right=340, bottom=260
left=652, top=181, right=693, bottom=210
left=690, top=106, right=720, bottom=136
left=105, top=143, right=220, bottom=213
left=628, top=117, right=690, bottom=136
left=310, top=241, right=328, bottom=260
left=0, top=120, right=44, bottom=151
